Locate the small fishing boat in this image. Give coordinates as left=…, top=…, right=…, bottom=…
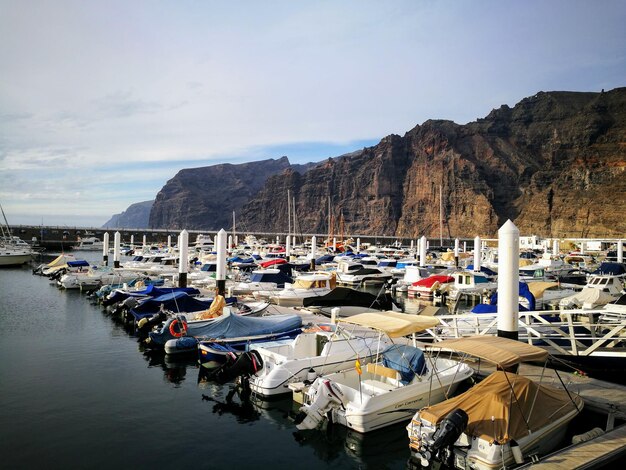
left=407, top=336, right=583, bottom=470
left=295, top=312, right=473, bottom=433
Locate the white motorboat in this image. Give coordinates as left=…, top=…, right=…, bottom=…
left=407, top=336, right=583, bottom=470
left=231, top=268, right=293, bottom=295
left=336, top=264, right=393, bottom=287
left=559, top=268, right=625, bottom=309
left=238, top=323, right=395, bottom=398
left=259, top=272, right=336, bottom=307
left=0, top=245, right=34, bottom=266
left=74, top=236, right=104, bottom=251
left=295, top=312, right=473, bottom=433
left=445, top=270, right=498, bottom=303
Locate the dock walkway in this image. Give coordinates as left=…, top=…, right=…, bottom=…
left=520, top=424, right=626, bottom=469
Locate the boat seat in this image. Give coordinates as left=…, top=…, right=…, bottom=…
left=366, top=362, right=400, bottom=380
left=361, top=379, right=396, bottom=394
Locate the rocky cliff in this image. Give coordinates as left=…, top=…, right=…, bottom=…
left=240, top=87, right=626, bottom=238
left=103, top=200, right=153, bottom=229
left=149, top=157, right=299, bottom=230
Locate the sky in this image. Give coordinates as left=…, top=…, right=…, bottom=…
left=1, top=0, right=625, bottom=227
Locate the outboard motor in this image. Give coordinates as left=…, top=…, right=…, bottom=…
left=209, top=350, right=264, bottom=385
left=420, top=408, right=469, bottom=467
left=295, top=379, right=345, bottom=431
left=431, top=408, right=468, bottom=452
left=136, top=310, right=168, bottom=332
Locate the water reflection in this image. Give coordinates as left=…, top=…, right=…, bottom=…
left=198, top=375, right=261, bottom=424
left=141, top=348, right=198, bottom=386
left=293, top=419, right=410, bottom=469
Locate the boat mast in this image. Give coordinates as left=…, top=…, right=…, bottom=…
left=439, top=184, right=443, bottom=247
left=327, top=195, right=332, bottom=246
left=232, top=211, right=236, bottom=248
left=292, top=196, right=297, bottom=245
left=0, top=203, right=12, bottom=239
left=287, top=189, right=291, bottom=240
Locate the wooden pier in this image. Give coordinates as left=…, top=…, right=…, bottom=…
left=519, top=424, right=626, bottom=469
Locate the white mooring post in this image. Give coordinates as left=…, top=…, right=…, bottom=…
left=216, top=229, right=227, bottom=296
left=419, top=236, right=427, bottom=267
left=497, top=220, right=520, bottom=341
left=553, top=239, right=559, bottom=256
left=167, top=235, right=172, bottom=250
left=473, top=236, right=481, bottom=272
left=286, top=235, right=291, bottom=259
left=102, top=232, right=109, bottom=266
left=142, top=234, right=147, bottom=251
left=454, top=238, right=460, bottom=267
left=618, top=240, right=624, bottom=263
left=356, top=238, right=361, bottom=254
left=178, top=230, right=189, bottom=288
left=130, top=234, right=134, bottom=250
left=113, top=231, right=121, bottom=268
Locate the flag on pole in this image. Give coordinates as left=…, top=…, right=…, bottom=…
left=355, top=358, right=362, bottom=375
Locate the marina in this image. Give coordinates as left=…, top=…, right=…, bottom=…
left=3, top=3, right=625, bottom=468
left=2, top=229, right=625, bottom=469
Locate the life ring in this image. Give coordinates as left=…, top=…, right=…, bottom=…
left=169, top=319, right=188, bottom=338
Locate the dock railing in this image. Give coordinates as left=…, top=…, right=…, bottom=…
left=421, top=308, right=626, bottom=358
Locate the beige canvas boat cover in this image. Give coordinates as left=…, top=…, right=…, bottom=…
left=441, top=252, right=455, bottom=262
left=429, top=336, right=548, bottom=368
left=527, top=281, right=559, bottom=299
left=518, top=258, right=534, bottom=267
left=419, top=371, right=582, bottom=444
left=341, top=311, right=439, bottom=337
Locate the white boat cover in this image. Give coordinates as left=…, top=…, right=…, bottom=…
left=419, top=370, right=583, bottom=444
left=340, top=311, right=439, bottom=337
left=560, top=288, right=616, bottom=308
left=428, top=336, right=548, bottom=368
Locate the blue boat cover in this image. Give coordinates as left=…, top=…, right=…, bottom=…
left=150, top=313, right=302, bottom=346
left=134, top=285, right=200, bottom=297
left=381, top=344, right=427, bottom=384
left=471, top=282, right=535, bottom=313
left=315, top=254, right=335, bottom=264
left=67, top=260, right=90, bottom=267
left=465, top=265, right=498, bottom=277
left=130, top=293, right=236, bottom=320
left=593, top=262, right=626, bottom=275
left=129, top=292, right=211, bottom=319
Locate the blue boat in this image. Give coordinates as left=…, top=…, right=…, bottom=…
left=156, top=313, right=302, bottom=356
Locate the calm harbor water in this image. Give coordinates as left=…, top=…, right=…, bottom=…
left=0, top=252, right=411, bottom=470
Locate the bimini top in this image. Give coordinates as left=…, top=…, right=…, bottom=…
left=340, top=311, right=439, bottom=337
left=429, top=335, right=548, bottom=368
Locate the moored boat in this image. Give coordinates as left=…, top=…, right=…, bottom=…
left=407, top=336, right=584, bottom=469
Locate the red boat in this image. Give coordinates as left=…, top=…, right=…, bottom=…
left=407, top=274, right=454, bottom=298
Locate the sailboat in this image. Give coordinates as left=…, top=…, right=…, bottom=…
left=0, top=203, right=36, bottom=266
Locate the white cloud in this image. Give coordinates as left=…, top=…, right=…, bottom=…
left=0, top=0, right=625, bottom=226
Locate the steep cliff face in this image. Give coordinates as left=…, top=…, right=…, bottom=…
left=103, top=200, right=153, bottom=228
left=240, top=88, right=626, bottom=238
left=149, top=157, right=293, bottom=230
